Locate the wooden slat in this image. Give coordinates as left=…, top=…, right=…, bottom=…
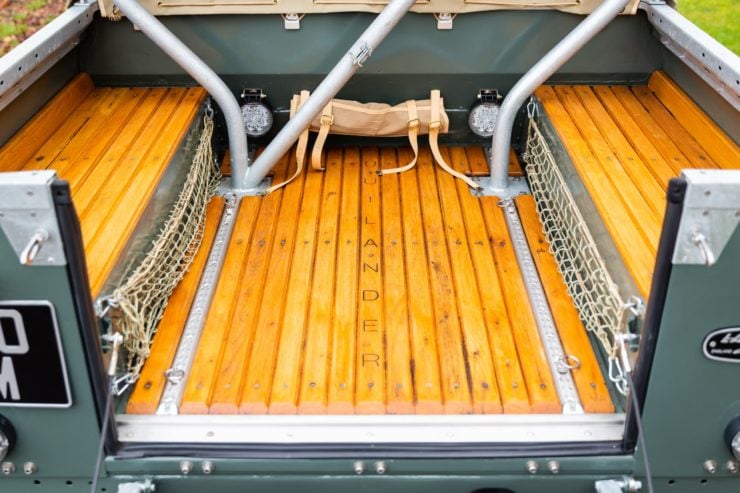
left=572, top=86, right=666, bottom=218
left=239, top=164, right=307, bottom=414
left=437, top=146, right=502, bottom=414
left=464, top=147, right=522, bottom=177
left=416, top=148, right=473, bottom=413
left=397, top=148, right=444, bottom=413
left=268, top=159, right=324, bottom=413
left=208, top=155, right=289, bottom=414
left=85, top=88, right=205, bottom=296
left=179, top=197, right=262, bottom=414
left=516, top=195, right=615, bottom=414
left=537, top=86, right=654, bottom=297
left=553, top=86, right=660, bottom=253
left=592, top=86, right=677, bottom=187
left=126, top=197, right=225, bottom=414
left=379, top=148, right=415, bottom=413
left=0, top=73, right=94, bottom=170
left=293, top=150, right=343, bottom=413
left=327, top=147, right=362, bottom=413
left=355, top=146, right=386, bottom=413
left=648, top=71, right=739, bottom=169
left=630, top=86, right=718, bottom=169
left=451, top=147, right=531, bottom=413
left=479, top=198, right=561, bottom=413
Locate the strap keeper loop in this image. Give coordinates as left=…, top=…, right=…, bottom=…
left=408, top=118, right=420, bottom=129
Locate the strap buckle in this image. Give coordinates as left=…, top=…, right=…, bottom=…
left=408, top=118, right=420, bottom=129
left=429, top=120, right=441, bottom=130
left=320, top=114, right=334, bottom=126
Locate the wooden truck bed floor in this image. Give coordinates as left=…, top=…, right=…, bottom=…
left=0, top=73, right=206, bottom=297
left=128, top=145, right=615, bottom=416
left=537, top=71, right=740, bottom=297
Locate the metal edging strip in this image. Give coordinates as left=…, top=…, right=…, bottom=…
left=499, top=198, right=584, bottom=414
left=156, top=194, right=239, bottom=415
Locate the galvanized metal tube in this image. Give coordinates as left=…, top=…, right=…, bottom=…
left=113, top=0, right=249, bottom=189
left=488, top=0, right=631, bottom=192
left=243, top=0, right=417, bottom=189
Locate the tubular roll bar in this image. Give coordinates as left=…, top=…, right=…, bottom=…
left=487, top=0, right=631, bottom=194
left=242, top=0, right=417, bottom=190
left=114, top=0, right=250, bottom=191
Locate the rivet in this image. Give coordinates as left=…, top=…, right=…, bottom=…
left=353, top=461, right=365, bottom=475
left=1, top=462, right=15, bottom=475
left=703, top=459, right=718, bottom=474
left=23, top=462, right=37, bottom=475
left=547, top=460, right=560, bottom=474
left=180, top=460, right=193, bottom=475
left=201, top=461, right=214, bottom=474
left=526, top=460, right=538, bottom=474
left=375, top=461, right=387, bottom=475
left=726, top=461, right=738, bottom=474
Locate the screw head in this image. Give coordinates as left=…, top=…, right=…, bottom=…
left=525, top=460, right=538, bottom=474
left=1, top=462, right=15, bottom=475
left=22, top=462, right=36, bottom=475
left=374, top=461, right=387, bottom=475
left=180, top=460, right=193, bottom=475
left=547, top=460, right=560, bottom=474
left=352, top=461, right=365, bottom=475
left=703, top=459, right=718, bottom=474
left=201, top=461, right=214, bottom=475
left=726, top=461, right=738, bottom=474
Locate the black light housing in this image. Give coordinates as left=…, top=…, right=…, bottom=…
left=239, top=89, right=274, bottom=138
left=468, top=89, right=503, bottom=137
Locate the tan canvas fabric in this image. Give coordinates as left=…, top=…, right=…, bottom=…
left=99, top=0, right=640, bottom=17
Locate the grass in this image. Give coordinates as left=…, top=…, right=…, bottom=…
left=680, top=0, right=740, bottom=55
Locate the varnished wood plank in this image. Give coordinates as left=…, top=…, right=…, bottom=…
left=327, top=147, right=362, bottom=413
left=86, top=89, right=205, bottom=296
left=268, top=158, right=325, bottom=413
left=0, top=73, right=94, bottom=171
left=179, top=198, right=261, bottom=414
left=516, top=195, right=615, bottom=414
left=416, top=148, right=473, bottom=414
left=379, top=148, right=414, bottom=414
left=437, top=147, right=502, bottom=414
left=630, top=86, right=718, bottom=169
left=23, top=88, right=113, bottom=171
left=239, top=164, right=307, bottom=414
left=537, top=86, right=654, bottom=297
left=292, top=150, right=343, bottom=413
left=648, top=71, right=739, bottom=169
left=572, top=86, right=666, bottom=218
left=57, top=88, right=148, bottom=189
left=208, top=155, right=289, bottom=414
left=451, top=147, right=531, bottom=413
left=479, top=197, right=561, bottom=413
left=464, top=147, right=522, bottom=177
left=126, top=197, right=225, bottom=414
left=554, top=86, right=660, bottom=253
left=355, top=146, right=386, bottom=413
left=592, top=86, right=677, bottom=187
left=397, top=148, right=444, bottom=414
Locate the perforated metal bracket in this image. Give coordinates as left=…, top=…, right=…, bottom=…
left=0, top=171, right=66, bottom=266
left=470, top=175, right=531, bottom=199
left=673, top=169, right=740, bottom=266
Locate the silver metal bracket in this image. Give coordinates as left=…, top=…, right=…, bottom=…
left=594, top=476, right=643, bottom=493
left=435, top=13, right=454, bottom=30
left=673, top=169, right=740, bottom=266
left=282, top=13, right=302, bottom=30
left=0, top=171, right=66, bottom=266
left=350, top=41, right=373, bottom=67
left=640, top=1, right=740, bottom=111
left=220, top=176, right=272, bottom=197
left=157, top=194, right=240, bottom=415
left=117, top=478, right=155, bottom=493
left=470, top=176, right=531, bottom=199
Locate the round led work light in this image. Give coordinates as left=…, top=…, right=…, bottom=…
left=468, top=89, right=503, bottom=138
left=240, top=89, right=274, bottom=138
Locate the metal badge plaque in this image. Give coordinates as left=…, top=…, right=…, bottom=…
left=0, top=301, right=72, bottom=407
left=703, top=327, right=740, bottom=364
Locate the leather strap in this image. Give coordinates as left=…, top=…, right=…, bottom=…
left=428, top=90, right=482, bottom=190
left=378, top=99, right=419, bottom=176
left=311, top=100, right=333, bottom=171
left=265, top=90, right=310, bottom=194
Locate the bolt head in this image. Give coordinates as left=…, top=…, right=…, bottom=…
left=726, top=461, right=738, bottom=474
left=374, top=461, right=387, bottom=475
left=703, top=459, right=718, bottom=474
left=22, top=462, right=36, bottom=475
left=1, top=462, right=15, bottom=475
left=525, top=460, right=538, bottom=474
left=547, top=460, right=560, bottom=474
left=180, top=460, right=193, bottom=475
left=201, top=461, right=214, bottom=475
left=353, top=461, right=365, bottom=475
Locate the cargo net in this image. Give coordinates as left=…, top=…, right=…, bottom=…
left=524, top=115, right=642, bottom=395
left=109, top=109, right=220, bottom=382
